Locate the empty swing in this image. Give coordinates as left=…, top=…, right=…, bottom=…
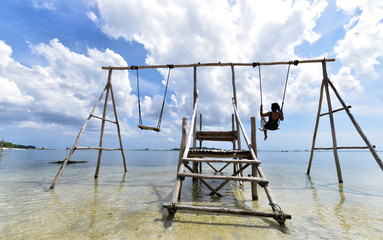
left=254, top=60, right=298, bottom=132
left=132, top=64, right=174, bottom=132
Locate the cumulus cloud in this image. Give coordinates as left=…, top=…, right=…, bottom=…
left=330, top=66, right=363, bottom=97
left=93, top=0, right=328, bottom=127
left=0, top=77, right=34, bottom=106
left=335, top=0, right=383, bottom=77
left=0, top=39, right=136, bottom=130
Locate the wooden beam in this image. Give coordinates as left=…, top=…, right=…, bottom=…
left=182, top=157, right=261, bottom=164
left=327, top=79, right=383, bottom=172
left=320, top=105, right=351, bottom=117
left=251, top=117, right=258, bottom=200
left=323, top=60, right=343, bottom=183
left=75, top=147, right=121, bottom=151
left=307, top=80, right=325, bottom=174
left=184, top=164, right=222, bottom=197
left=102, top=58, right=335, bottom=70
left=94, top=70, right=112, bottom=179
left=178, top=172, right=268, bottom=184
left=314, top=146, right=374, bottom=150
left=163, top=204, right=291, bottom=220
left=210, top=163, right=251, bottom=195
left=90, top=114, right=117, bottom=124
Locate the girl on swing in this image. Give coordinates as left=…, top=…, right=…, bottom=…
left=260, top=102, right=284, bottom=140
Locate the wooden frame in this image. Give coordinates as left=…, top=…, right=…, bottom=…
left=50, top=69, right=127, bottom=189
left=307, top=59, right=383, bottom=182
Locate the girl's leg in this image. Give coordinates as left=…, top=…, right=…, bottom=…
left=263, top=129, right=268, bottom=141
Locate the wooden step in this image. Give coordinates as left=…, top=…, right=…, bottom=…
left=196, top=131, right=237, bottom=142
left=182, top=157, right=261, bottom=164
left=178, top=172, right=268, bottom=184
left=188, top=149, right=251, bottom=158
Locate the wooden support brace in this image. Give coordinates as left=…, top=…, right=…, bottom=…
left=184, top=164, right=223, bottom=197
left=90, top=114, right=117, bottom=124
left=320, top=105, right=351, bottom=117
left=208, top=163, right=257, bottom=195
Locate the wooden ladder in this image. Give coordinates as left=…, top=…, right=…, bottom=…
left=163, top=99, right=291, bottom=225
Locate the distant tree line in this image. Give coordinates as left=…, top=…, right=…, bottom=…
left=1, top=141, right=36, bottom=149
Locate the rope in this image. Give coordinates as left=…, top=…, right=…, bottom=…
left=281, top=63, right=291, bottom=112
left=157, top=64, right=174, bottom=129
left=281, top=60, right=298, bottom=111
left=253, top=62, right=264, bottom=128
left=132, top=66, right=143, bottom=126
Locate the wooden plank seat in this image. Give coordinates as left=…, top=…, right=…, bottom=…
left=188, top=149, right=251, bottom=159
left=138, top=125, right=160, bottom=132
left=196, top=131, right=237, bottom=142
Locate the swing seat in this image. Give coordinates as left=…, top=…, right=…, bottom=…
left=259, top=126, right=280, bottom=131
left=138, top=125, right=161, bottom=132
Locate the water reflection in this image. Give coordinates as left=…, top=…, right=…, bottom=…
left=306, top=176, right=351, bottom=238
left=334, top=183, right=351, bottom=238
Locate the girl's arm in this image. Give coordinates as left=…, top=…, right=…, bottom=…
left=260, top=106, right=270, bottom=117
left=279, top=110, right=284, bottom=121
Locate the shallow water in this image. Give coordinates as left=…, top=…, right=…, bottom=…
left=0, top=149, right=382, bottom=239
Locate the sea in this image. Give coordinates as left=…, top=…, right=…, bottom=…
left=0, top=149, right=382, bottom=240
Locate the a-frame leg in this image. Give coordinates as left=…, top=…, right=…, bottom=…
left=322, top=61, right=343, bottom=183
left=50, top=85, right=108, bottom=189
left=307, top=80, right=325, bottom=174
left=95, top=69, right=127, bottom=178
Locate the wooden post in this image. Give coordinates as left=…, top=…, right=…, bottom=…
left=322, top=60, right=343, bottom=183
left=172, top=117, right=188, bottom=205
left=251, top=117, right=258, bottom=200
left=199, top=113, right=203, bottom=173
left=327, top=80, right=383, bottom=171
left=109, top=81, right=127, bottom=172
left=307, top=80, right=325, bottom=174
left=95, top=69, right=112, bottom=179
left=231, top=64, right=242, bottom=178
left=232, top=114, right=237, bottom=173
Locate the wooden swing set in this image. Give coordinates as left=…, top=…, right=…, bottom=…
left=49, top=58, right=383, bottom=226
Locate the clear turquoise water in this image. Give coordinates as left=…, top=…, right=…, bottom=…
left=0, top=149, right=382, bottom=239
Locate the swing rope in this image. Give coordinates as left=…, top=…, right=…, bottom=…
left=133, top=66, right=143, bottom=126
left=253, top=62, right=265, bottom=128
left=157, top=64, right=174, bottom=129
left=132, top=64, right=173, bottom=132
left=253, top=60, right=298, bottom=130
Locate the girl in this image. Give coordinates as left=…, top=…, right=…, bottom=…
left=260, top=103, right=284, bottom=140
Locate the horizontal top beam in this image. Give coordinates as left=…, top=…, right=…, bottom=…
left=102, top=58, right=335, bottom=70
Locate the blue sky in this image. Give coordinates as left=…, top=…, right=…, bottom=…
left=1, top=0, right=383, bottom=152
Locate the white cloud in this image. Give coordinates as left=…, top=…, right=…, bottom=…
left=0, top=39, right=136, bottom=130
left=87, top=11, right=98, bottom=23
left=0, top=77, right=34, bottom=106
left=94, top=0, right=328, bottom=127
left=0, top=40, right=13, bottom=67
left=334, top=0, right=383, bottom=78
left=32, top=0, right=57, bottom=11
left=330, top=66, right=363, bottom=97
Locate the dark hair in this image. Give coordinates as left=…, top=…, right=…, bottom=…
left=271, top=102, right=280, bottom=112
